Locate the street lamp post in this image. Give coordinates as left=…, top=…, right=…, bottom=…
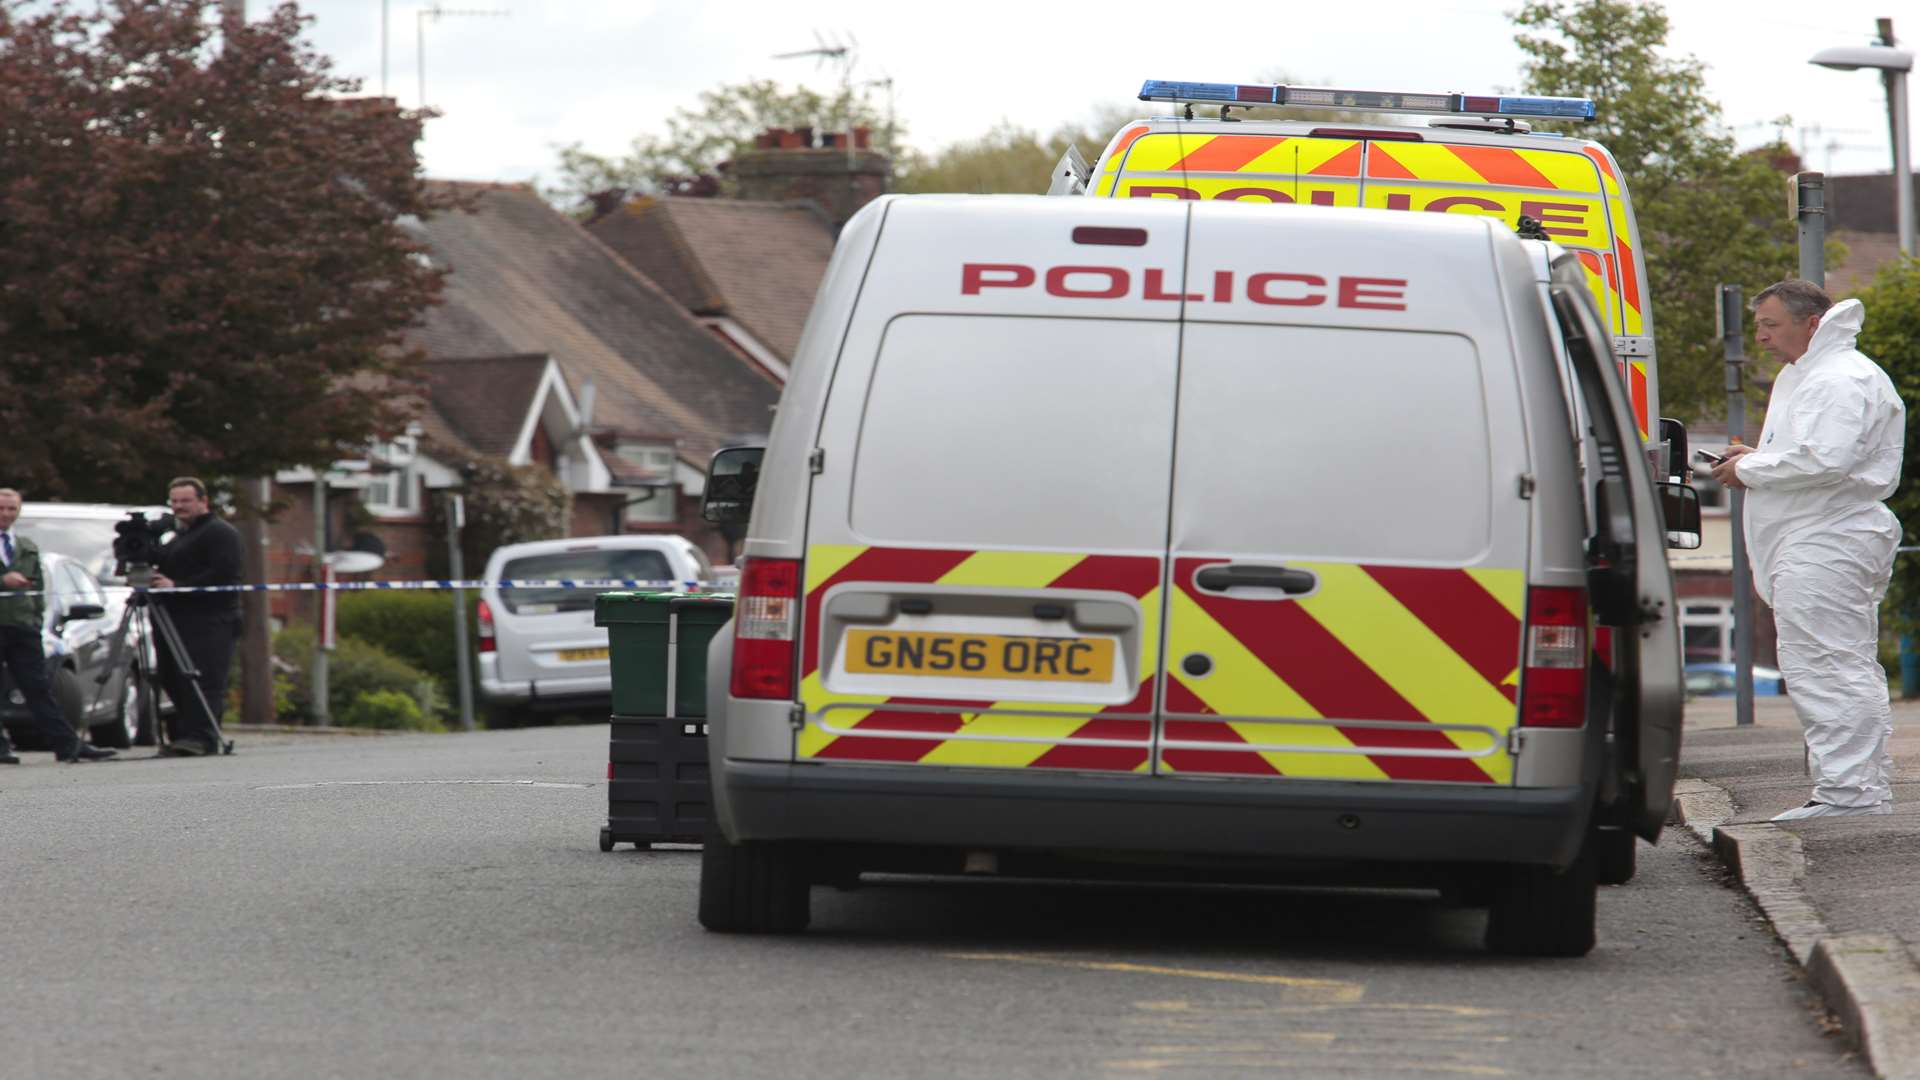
left=1810, top=21, right=1916, bottom=256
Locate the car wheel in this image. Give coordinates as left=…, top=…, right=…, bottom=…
left=1485, top=838, right=1598, bottom=958
left=698, top=825, right=810, bottom=934
left=90, top=669, right=135, bottom=749
left=1592, top=825, right=1637, bottom=886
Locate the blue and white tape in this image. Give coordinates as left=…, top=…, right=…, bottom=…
left=0, top=579, right=721, bottom=600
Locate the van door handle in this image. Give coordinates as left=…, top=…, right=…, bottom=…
left=1193, top=565, right=1317, bottom=594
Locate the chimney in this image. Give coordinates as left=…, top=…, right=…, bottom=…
left=729, top=128, right=892, bottom=230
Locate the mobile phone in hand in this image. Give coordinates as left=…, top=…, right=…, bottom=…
left=1695, top=448, right=1728, bottom=466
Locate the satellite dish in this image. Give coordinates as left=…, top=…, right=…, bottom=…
left=324, top=532, right=388, bottom=575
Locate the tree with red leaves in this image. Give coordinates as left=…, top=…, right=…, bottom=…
left=0, top=0, right=458, bottom=501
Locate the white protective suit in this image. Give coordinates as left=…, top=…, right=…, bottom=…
left=1738, top=298, right=1905, bottom=808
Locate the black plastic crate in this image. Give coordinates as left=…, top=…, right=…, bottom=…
left=601, top=714, right=710, bottom=850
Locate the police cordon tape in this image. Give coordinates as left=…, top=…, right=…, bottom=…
left=6, top=547, right=1920, bottom=596
left=0, top=578, right=716, bottom=600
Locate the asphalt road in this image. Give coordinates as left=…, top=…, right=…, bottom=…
left=0, top=727, right=1866, bottom=1079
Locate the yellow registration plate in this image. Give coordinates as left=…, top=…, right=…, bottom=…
left=844, top=630, right=1114, bottom=683
left=558, top=647, right=610, bottom=662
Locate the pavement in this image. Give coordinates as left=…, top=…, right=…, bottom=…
left=1677, top=692, right=1920, bottom=1080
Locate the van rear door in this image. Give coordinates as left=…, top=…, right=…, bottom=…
left=793, top=198, right=1186, bottom=773
left=1157, top=207, right=1530, bottom=784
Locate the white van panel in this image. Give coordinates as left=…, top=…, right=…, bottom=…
left=1170, top=324, right=1491, bottom=564
left=850, top=316, right=1178, bottom=552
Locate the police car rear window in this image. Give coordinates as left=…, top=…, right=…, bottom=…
left=850, top=315, right=1178, bottom=551
left=499, top=549, right=673, bottom=614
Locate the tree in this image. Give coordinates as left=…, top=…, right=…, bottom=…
left=1854, top=257, right=1920, bottom=627
left=1512, top=0, right=1799, bottom=423
left=896, top=107, right=1136, bottom=195
left=0, top=0, right=457, bottom=503
left=549, top=78, right=898, bottom=212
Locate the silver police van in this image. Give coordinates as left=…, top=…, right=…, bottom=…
left=697, top=194, right=1697, bottom=957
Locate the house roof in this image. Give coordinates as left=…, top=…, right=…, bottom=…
left=421, top=354, right=550, bottom=457
left=410, top=183, right=780, bottom=465
left=1828, top=229, right=1903, bottom=298
left=588, top=195, right=836, bottom=363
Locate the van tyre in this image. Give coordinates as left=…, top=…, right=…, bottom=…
left=698, top=828, right=810, bottom=934
left=1485, top=840, right=1597, bottom=957
left=1592, top=825, right=1636, bottom=886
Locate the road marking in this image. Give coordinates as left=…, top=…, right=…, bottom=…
left=946, top=952, right=1365, bottom=1003
left=253, top=779, right=592, bottom=790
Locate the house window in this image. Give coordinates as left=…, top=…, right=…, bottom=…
left=1681, top=600, right=1734, bottom=663
left=362, top=436, right=419, bottom=518
left=622, top=486, right=676, bottom=525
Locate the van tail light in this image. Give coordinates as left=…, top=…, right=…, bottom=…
left=730, top=557, right=801, bottom=700
left=1519, top=586, right=1588, bottom=728
left=476, top=598, right=496, bottom=654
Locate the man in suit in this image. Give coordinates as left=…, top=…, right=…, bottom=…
left=0, top=488, right=116, bottom=763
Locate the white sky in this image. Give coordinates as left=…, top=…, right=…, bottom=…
left=287, top=0, right=1916, bottom=188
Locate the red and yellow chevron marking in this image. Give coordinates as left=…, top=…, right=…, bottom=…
left=1574, top=250, right=1621, bottom=334
left=1161, top=560, right=1524, bottom=784
left=1120, top=133, right=1361, bottom=176
left=798, top=545, right=1161, bottom=772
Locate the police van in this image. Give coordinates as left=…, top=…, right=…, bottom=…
left=1059, top=79, right=1664, bottom=450
left=696, top=100, right=1695, bottom=958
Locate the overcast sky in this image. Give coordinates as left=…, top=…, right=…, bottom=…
left=287, top=0, right=1916, bottom=190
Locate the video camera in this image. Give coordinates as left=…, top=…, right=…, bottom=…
left=112, top=511, right=175, bottom=575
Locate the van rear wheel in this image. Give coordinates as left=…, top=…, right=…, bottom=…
left=1485, top=840, right=1597, bottom=957
left=698, top=827, right=810, bottom=934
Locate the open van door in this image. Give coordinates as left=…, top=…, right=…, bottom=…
left=1550, top=273, right=1683, bottom=840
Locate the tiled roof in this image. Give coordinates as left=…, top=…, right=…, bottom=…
left=589, top=196, right=835, bottom=363
left=410, top=183, right=780, bottom=464
left=1828, top=229, right=1904, bottom=298
left=421, top=354, right=549, bottom=458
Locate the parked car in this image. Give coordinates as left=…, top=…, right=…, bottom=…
left=476, top=535, right=714, bottom=720
left=1684, top=662, right=1786, bottom=698
left=0, top=550, right=149, bottom=750
left=12, top=502, right=172, bottom=744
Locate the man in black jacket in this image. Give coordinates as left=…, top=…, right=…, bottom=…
left=151, top=477, right=243, bottom=756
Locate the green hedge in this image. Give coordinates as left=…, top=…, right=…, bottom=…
left=273, top=622, right=446, bottom=731
left=335, top=589, right=474, bottom=702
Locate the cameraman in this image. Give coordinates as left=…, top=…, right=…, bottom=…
left=149, top=477, right=242, bottom=757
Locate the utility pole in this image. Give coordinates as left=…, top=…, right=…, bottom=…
left=1719, top=285, right=1755, bottom=729
left=311, top=475, right=329, bottom=725
left=446, top=493, right=475, bottom=732
left=219, top=0, right=276, bottom=729
left=1792, top=171, right=1827, bottom=285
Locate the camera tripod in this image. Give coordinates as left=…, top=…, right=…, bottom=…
left=89, top=566, right=234, bottom=756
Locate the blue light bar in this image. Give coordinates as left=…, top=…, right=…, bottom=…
left=1491, top=95, right=1597, bottom=120
left=1139, top=80, right=1596, bottom=122
left=1139, top=80, right=1278, bottom=105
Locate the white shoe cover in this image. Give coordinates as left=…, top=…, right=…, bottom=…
left=1770, top=800, right=1893, bottom=821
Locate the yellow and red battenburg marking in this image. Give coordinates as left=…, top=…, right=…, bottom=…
left=800, top=546, right=1161, bottom=772
left=797, top=546, right=1524, bottom=784
left=1163, top=559, right=1520, bottom=784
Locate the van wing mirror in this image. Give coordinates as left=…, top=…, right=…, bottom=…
left=1657, top=417, right=1689, bottom=481
left=702, top=446, right=765, bottom=525
left=1658, top=482, right=1701, bottom=550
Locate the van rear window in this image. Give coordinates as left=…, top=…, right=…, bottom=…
left=850, top=316, right=1178, bottom=551
left=499, top=549, right=673, bottom=614
left=1172, top=324, right=1493, bottom=562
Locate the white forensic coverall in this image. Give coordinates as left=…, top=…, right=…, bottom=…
left=1738, top=298, right=1905, bottom=808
